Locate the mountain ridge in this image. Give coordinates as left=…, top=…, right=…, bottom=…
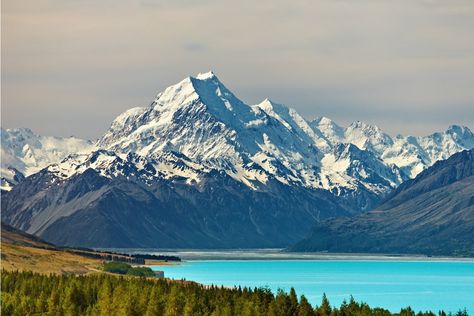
left=289, top=149, right=474, bottom=256
left=2, top=73, right=472, bottom=201
left=1, top=127, right=94, bottom=190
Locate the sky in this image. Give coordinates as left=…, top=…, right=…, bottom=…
left=2, top=0, right=474, bottom=140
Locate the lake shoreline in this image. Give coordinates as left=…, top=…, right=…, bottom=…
left=151, top=259, right=474, bottom=313
left=97, top=248, right=474, bottom=262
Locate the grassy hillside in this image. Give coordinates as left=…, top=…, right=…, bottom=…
left=1, top=223, right=102, bottom=274
left=1, top=223, right=174, bottom=274
left=1, top=223, right=57, bottom=249
left=1, top=242, right=102, bottom=275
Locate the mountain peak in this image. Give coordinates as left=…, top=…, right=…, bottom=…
left=446, top=124, right=473, bottom=137
left=310, top=117, right=345, bottom=146
left=313, top=116, right=336, bottom=126
left=345, top=121, right=393, bottom=154
left=151, top=71, right=240, bottom=113
left=349, top=120, right=374, bottom=130
left=2, top=127, right=37, bottom=138
left=195, top=71, right=216, bottom=80
left=257, top=98, right=278, bottom=112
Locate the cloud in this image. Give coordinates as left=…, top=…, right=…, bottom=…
left=2, top=0, right=473, bottom=139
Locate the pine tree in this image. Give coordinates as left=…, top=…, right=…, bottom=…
left=298, top=295, right=315, bottom=316
left=400, top=307, right=415, bottom=316
left=315, top=293, right=331, bottom=316
left=145, top=286, right=163, bottom=316
left=35, top=290, right=48, bottom=314
left=117, top=290, right=136, bottom=316
left=164, top=286, right=183, bottom=316
left=289, top=288, right=299, bottom=315
left=1, top=292, right=14, bottom=316
left=95, top=279, right=113, bottom=316
left=183, top=292, right=199, bottom=316
left=47, top=287, right=60, bottom=316
left=63, top=282, right=82, bottom=316
left=455, top=309, right=469, bottom=316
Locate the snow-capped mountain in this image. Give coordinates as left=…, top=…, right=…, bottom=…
left=310, top=116, right=474, bottom=179
left=319, top=143, right=407, bottom=210
left=2, top=146, right=349, bottom=248
left=2, top=71, right=473, bottom=248
left=2, top=72, right=472, bottom=206
left=98, top=71, right=328, bottom=191
left=0, top=128, right=95, bottom=190
left=95, top=72, right=407, bottom=209
left=381, top=125, right=474, bottom=178
left=94, top=72, right=472, bottom=208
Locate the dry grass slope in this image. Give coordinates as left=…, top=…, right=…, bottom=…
left=1, top=223, right=102, bottom=274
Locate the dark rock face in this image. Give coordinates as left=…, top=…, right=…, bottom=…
left=290, top=150, right=474, bottom=256
left=1, top=167, right=350, bottom=248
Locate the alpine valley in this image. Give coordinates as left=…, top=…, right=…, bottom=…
left=2, top=72, right=473, bottom=250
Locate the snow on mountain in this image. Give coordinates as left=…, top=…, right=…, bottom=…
left=58, top=71, right=471, bottom=206
left=320, top=143, right=407, bottom=193
left=343, top=121, right=394, bottom=155
left=0, top=167, right=25, bottom=191
left=46, top=149, right=206, bottom=188
left=2, top=72, right=472, bottom=207
left=0, top=128, right=95, bottom=190
left=380, top=125, right=474, bottom=178
left=310, top=116, right=345, bottom=145
left=311, top=118, right=395, bottom=155
left=98, top=71, right=326, bottom=190
left=317, top=143, right=408, bottom=210
left=309, top=117, right=474, bottom=179
left=255, top=99, right=331, bottom=151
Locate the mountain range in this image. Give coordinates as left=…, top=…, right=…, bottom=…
left=290, top=149, right=474, bottom=256
left=1, top=128, right=94, bottom=191
left=2, top=72, right=473, bottom=249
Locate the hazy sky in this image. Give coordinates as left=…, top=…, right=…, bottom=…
left=2, top=0, right=473, bottom=140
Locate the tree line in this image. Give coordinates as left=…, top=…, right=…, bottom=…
left=0, top=270, right=468, bottom=316
left=102, top=262, right=157, bottom=277
left=68, top=247, right=181, bottom=263
left=66, top=250, right=147, bottom=265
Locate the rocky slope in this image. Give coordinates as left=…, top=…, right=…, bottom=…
left=1, top=150, right=349, bottom=248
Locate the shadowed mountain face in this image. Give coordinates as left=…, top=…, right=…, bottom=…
left=290, top=150, right=474, bottom=256
left=1, top=163, right=349, bottom=248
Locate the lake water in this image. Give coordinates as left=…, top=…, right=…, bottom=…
left=153, top=259, right=474, bottom=313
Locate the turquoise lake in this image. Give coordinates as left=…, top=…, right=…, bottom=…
left=153, top=260, right=474, bottom=313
